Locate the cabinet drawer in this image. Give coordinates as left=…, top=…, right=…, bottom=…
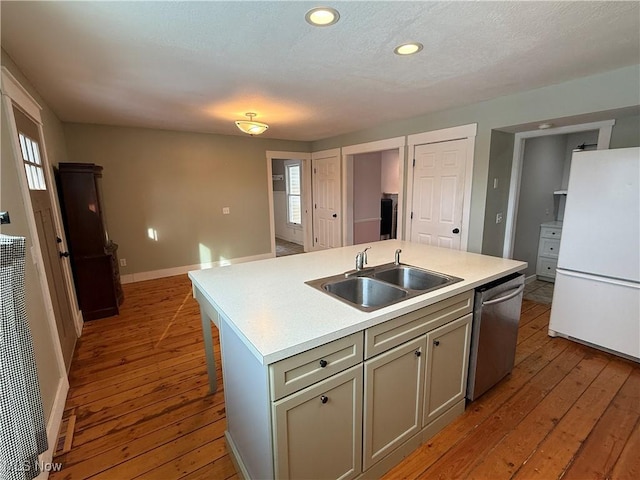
left=540, top=226, right=562, bottom=239
left=364, top=291, right=473, bottom=359
left=270, top=332, right=364, bottom=401
left=539, top=238, right=561, bottom=258
left=537, top=257, right=558, bottom=278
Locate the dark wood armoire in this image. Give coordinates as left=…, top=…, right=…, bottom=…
left=55, top=163, right=123, bottom=320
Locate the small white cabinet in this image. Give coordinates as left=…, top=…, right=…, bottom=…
left=536, top=222, right=562, bottom=281
left=363, top=336, right=425, bottom=470
left=272, top=365, right=363, bottom=480
left=423, top=314, right=472, bottom=425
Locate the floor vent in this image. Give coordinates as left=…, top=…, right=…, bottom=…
left=54, top=409, right=76, bottom=457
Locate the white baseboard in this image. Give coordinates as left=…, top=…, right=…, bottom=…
left=36, top=375, right=69, bottom=479
left=120, top=252, right=274, bottom=284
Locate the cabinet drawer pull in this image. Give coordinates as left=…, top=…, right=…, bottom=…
left=319, top=359, right=328, bottom=368
left=414, top=350, right=421, bottom=357
left=433, top=340, right=440, bottom=346
left=320, top=395, right=328, bottom=404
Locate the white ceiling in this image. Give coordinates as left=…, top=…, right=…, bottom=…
left=1, top=1, right=639, bottom=141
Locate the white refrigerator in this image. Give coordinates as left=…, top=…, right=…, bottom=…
left=549, top=147, right=640, bottom=361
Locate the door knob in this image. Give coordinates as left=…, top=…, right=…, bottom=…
left=452, top=228, right=460, bottom=234
left=332, top=213, right=337, bottom=218
left=59, top=251, right=70, bottom=258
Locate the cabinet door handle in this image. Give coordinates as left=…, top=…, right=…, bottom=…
left=319, top=359, right=328, bottom=368
left=414, top=350, right=421, bottom=357
left=433, top=340, right=440, bottom=346
left=320, top=395, right=328, bottom=404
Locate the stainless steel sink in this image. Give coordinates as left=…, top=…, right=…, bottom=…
left=373, top=265, right=455, bottom=291
left=306, top=263, right=463, bottom=312
left=323, top=276, right=408, bottom=310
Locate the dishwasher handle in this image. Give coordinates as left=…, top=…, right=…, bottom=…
left=482, top=284, right=525, bottom=306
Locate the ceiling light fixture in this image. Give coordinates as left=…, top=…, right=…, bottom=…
left=305, top=7, right=340, bottom=27
left=538, top=122, right=554, bottom=130
left=394, top=42, right=424, bottom=56
left=235, top=112, right=269, bottom=136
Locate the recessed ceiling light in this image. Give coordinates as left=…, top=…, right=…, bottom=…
left=394, top=42, right=424, bottom=56
left=538, top=123, right=554, bottom=130
left=305, top=7, right=340, bottom=27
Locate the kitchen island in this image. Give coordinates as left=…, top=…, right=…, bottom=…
left=189, top=240, right=526, bottom=479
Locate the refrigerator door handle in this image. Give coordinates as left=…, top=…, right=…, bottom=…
left=556, top=268, right=640, bottom=288
left=482, top=284, right=525, bottom=306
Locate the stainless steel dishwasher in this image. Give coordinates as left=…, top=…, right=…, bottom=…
left=466, top=272, right=525, bottom=401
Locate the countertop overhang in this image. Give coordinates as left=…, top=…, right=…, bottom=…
left=189, top=240, right=526, bottom=365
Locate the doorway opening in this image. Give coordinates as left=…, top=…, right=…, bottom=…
left=342, top=137, right=405, bottom=246
left=267, top=151, right=311, bottom=257
left=502, top=120, right=614, bottom=303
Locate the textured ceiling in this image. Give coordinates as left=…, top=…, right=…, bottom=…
left=1, top=1, right=639, bottom=141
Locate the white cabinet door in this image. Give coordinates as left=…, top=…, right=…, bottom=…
left=363, top=336, right=426, bottom=471
left=272, top=365, right=363, bottom=480
left=423, top=314, right=472, bottom=425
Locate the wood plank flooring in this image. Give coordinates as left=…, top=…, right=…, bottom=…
left=50, top=274, right=639, bottom=479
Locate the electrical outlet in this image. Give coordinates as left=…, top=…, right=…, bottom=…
left=496, top=213, right=503, bottom=224
left=493, top=178, right=499, bottom=189
left=120, top=258, right=127, bottom=267
left=222, top=207, right=230, bottom=215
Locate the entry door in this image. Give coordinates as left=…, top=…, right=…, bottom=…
left=410, top=139, right=467, bottom=249
left=312, top=152, right=341, bottom=249
left=13, top=106, right=76, bottom=369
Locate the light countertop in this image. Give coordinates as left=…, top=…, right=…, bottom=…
left=189, top=240, right=526, bottom=365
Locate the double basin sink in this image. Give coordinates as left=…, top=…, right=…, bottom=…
left=305, top=263, right=463, bottom=312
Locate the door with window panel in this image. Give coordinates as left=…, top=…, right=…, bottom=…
left=13, top=106, right=76, bottom=368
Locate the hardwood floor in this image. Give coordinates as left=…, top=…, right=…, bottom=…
left=51, top=275, right=639, bottom=479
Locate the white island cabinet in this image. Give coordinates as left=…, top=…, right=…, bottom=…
left=189, top=240, right=525, bottom=479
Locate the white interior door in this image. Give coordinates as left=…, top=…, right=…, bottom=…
left=13, top=105, right=77, bottom=369
left=410, top=139, right=467, bottom=249
left=312, top=150, right=341, bottom=249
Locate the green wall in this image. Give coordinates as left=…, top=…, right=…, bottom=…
left=312, top=65, right=640, bottom=253
left=63, top=124, right=310, bottom=276
left=1, top=49, right=72, bottom=420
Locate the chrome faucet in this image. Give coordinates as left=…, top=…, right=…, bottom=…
left=355, top=246, right=371, bottom=271
left=394, top=249, right=402, bottom=265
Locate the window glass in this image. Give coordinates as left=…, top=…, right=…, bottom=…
left=19, top=133, right=46, bottom=190
left=286, top=163, right=302, bottom=225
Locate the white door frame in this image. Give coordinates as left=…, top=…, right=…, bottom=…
left=502, top=119, right=614, bottom=258
left=266, top=150, right=312, bottom=256
left=342, top=137, right=406, bottom=246
left=1, top=65, right=72, bottom=473
left=406, top=124, right=477, bottom=251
